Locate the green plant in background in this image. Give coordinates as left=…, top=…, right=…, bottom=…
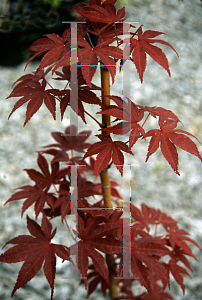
left=43, top=0, right=62, bottom=8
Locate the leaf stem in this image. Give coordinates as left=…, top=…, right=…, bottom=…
left=142, top=113, right=150, bottom=127
left=53, top=183, right=59, bottom=194
left=86, top=32, right=95, bottom=48
left=154, top=224, right=158, bottom=238
left=64, top=217, right=77, bottom=242
left=45, top=79, right=54, bottom=89
left=84, top=109, right=103, bottom=127
left=45, top=79, right=62, bottom=102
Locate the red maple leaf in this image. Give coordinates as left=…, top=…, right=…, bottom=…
left=77, top=36, right=123, bottom=87
left=115, top=271, right=174, bottom=300
left=138, top=272, right=174, bottom=300
left=42, top=125, right=92, bottom=153
left=170, top=246, right=193, bottom=272
left=0, top=213, right=73, bottom=300
left=7, top=75, right=62, bottom=127
left=145, top=118, right=202, bottom=175
left=166, top=260, right=191, bottom=295
left=25, top=29, right=71, bottom=72
left=88, top=21, right=125, bottom=44
left=166, top=227, right=202, bottom=256
left=130, top=26, right=179, bottom=83
left=9, top=67, right=52, bottom=88
left=79, top=263, right=110, bottom=298
left=4, top=153, right=73, bottom=220
left=116, top=227, right=172, bottom=293
left=70, top=213, right=123, bottom=289
left=144, top=106, right=182, bottom=125
left=23, top=153, right=65, bottom=190
left=4, top=183, right=55, bottom=219
left=123, top=202, right=161, bottom=233
left=76, top=0, right=125, bottom=34
left=82, top=133, right=134, bottom=176
left=39, top=148, right=93, bottom=178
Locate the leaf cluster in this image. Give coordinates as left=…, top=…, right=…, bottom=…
left=1, top=125, right=201, bottom=299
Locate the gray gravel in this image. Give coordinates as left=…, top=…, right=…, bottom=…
left=0, top=0, right=202, bottom=299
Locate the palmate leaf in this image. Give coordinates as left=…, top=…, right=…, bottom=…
left=78, top=36, right=123, bottom=87
left=42, top=125, right=92, bottom=153
left=145, top=118, right=202, bottom=175
left=166, top=261, right=192, bottom=295
left=76, top=0, right=125, bottom=25
left=115, top=275, right=174, bottom=300
left=130, top=26, right=179, bottom=83
left=7, top=76, right=62, bottom=127
left=82, top=134, right=134, bottom=176
left=116, top=227, right=172, bottom=293
left=70, top=214, right=123, bottom=289
left=23, top=153, right=65, bottom=190
left=25, top=30, right=71, bottom=72
left=166, top=227, right=202, bottom=257
left=79, top=263, right=110, bottom=298
left=4, top=153, right=71, bottom=219
left=120, top=203, right=202, bottom=295
left=75, top=0, right=125, bottom=37
left=4, top=183, right=55, bottom=220
left=144, top=106, right=182, bottom=125
left=0, top=214, right=73, bottom=300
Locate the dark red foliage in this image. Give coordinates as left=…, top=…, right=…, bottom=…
left=0, top=214, right=72, bottom=300
left=1, top=125, right=201, bottom=299
left=82, top=133, right=135, bottom=176
left=1, top=0, right=202, bottom=300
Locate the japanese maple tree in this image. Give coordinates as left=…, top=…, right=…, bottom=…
left=1, top=0, right=202, bottom=299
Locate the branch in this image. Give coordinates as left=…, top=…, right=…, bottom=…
left=84, top=108, right=103, bottom=127
left=100, top=64, right=120, bottom=299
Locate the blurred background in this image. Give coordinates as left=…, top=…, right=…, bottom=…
left=0, top=0, right=84, bottom=66
left=0, top=0, right=202, bottom=299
